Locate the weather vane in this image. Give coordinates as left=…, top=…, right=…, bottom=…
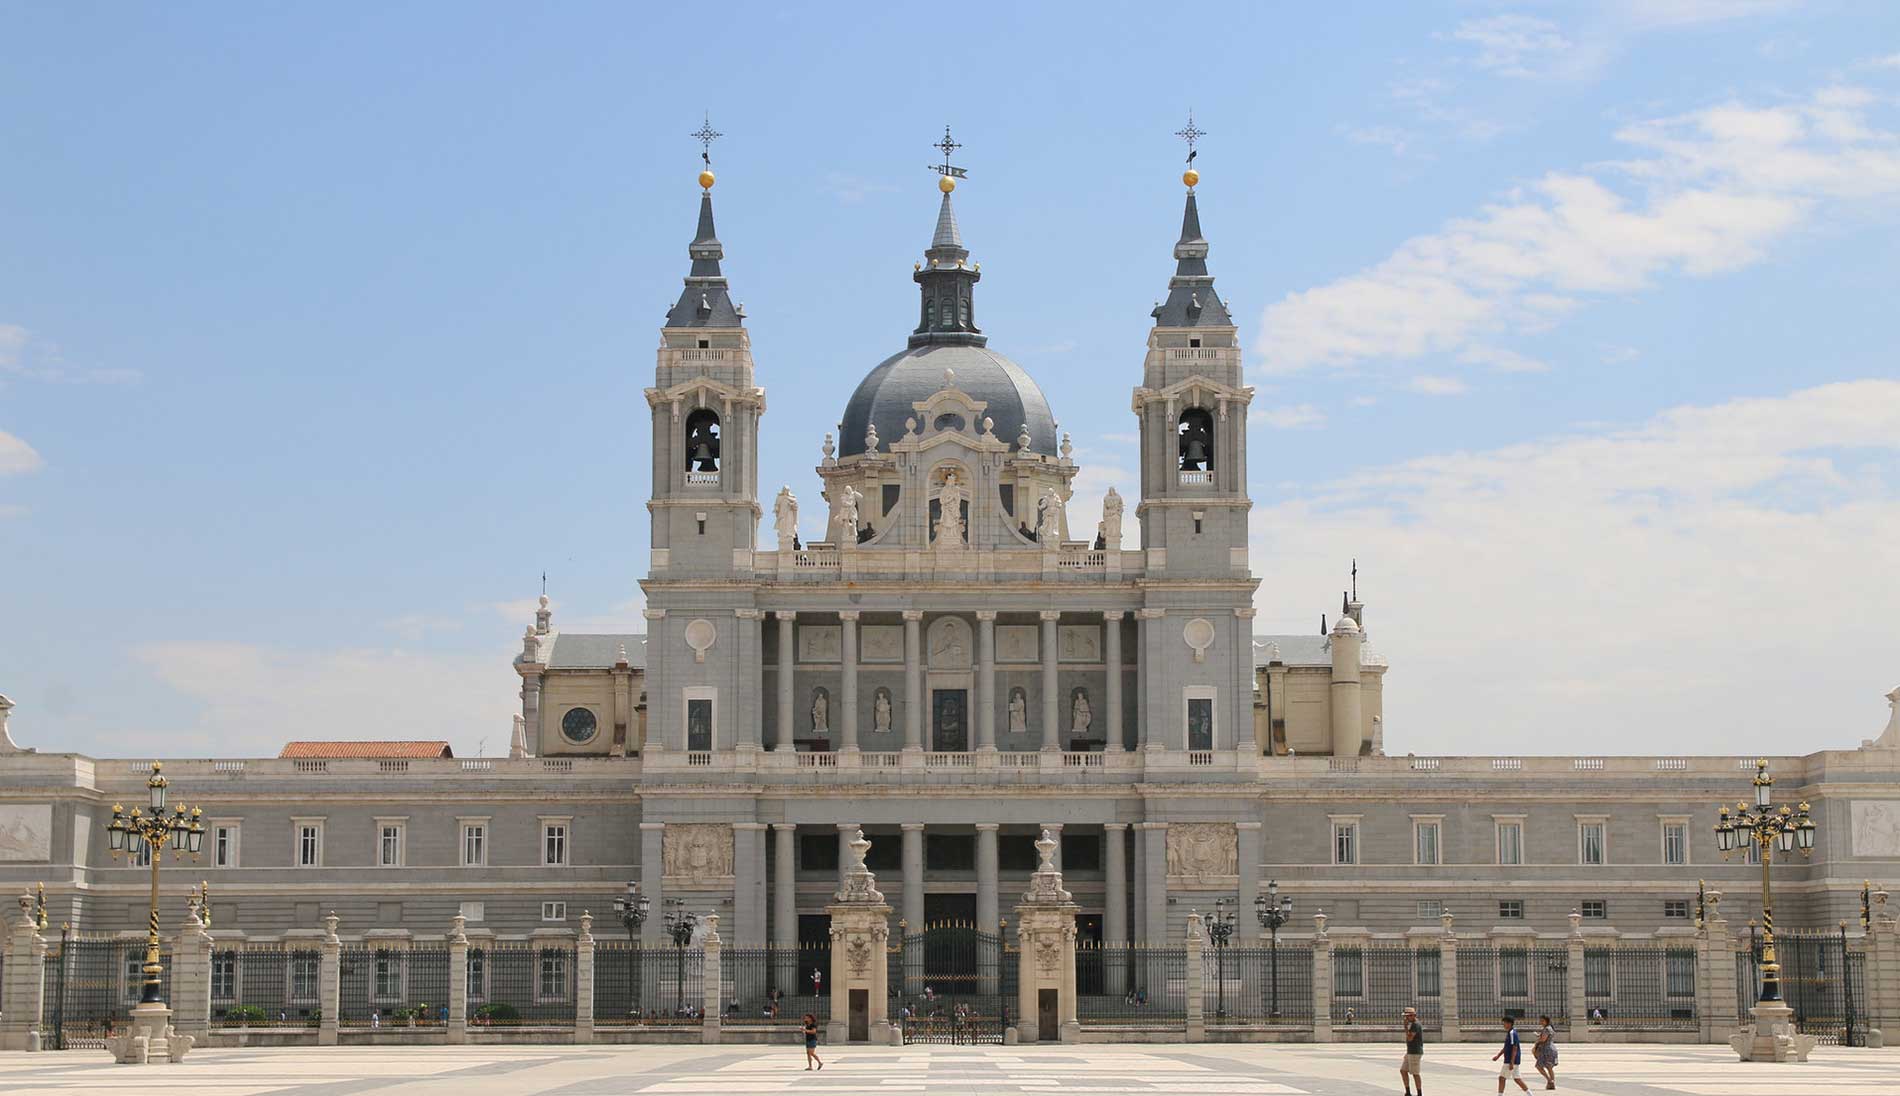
left=691, top=113, right=722, bottom=167
left=929, top=125, right=967, bottom=181
left=1175, top=111, right=1206, bottom=165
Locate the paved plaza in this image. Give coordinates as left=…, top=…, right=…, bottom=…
left=4, top=1043, right=1897, bottom=1096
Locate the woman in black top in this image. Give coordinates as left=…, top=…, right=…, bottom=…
left=803, top=1013, right=823, bottom=1070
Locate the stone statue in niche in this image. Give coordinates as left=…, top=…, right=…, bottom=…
left=810, top=688, right=830, bottom=735
left=1007, top=687, right=1028, bottom=734
left=934, top=470, right=967, bottom=547
left=873, top=688, right=893, bottom=733
left=663, top=823, right=735, bottom=878
left=1070, top=688, right=1092, bottom=735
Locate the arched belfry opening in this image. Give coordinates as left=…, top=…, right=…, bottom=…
left=1177, top=407, right=1214, bottom=472
left=685, top=408, right=722, bottom=473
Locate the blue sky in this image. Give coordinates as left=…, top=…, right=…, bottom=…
left=3, top=1, right=1898, bottom=759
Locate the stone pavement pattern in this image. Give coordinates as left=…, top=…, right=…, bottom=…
left=4, top=1044, right=1899, bottom=1095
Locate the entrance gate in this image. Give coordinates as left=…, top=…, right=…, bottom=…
left=897, top=923, right=1013, bottom=1044
left=42, top=937, right=161, bottom=1050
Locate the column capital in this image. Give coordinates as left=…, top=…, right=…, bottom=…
left=974, top=822, right=1001, bottom=832
left=1134, top=608, right=1167, bottom=620
left=974, top=610, right=998, bottom=622
left=1133, top=821, right=1169, bottom=830
left=838, top=610, right=861, bottom=622
left=900, top=822, right=926, bottom=832
left=643, top=608, right=668, bottom=621
left=1233, top=607, right=1257, bottom=620
left=836, top=822, right=858, bottom=832
left=1101, top=610, right=1126, bottom=621
left=772, top=822, right=798, bottom=832
left=1039, top=610, right=1062, bottom=622
left=1103, top=822, right=1130, bottom=831
left=1040, top=822, right=1065, bottom=831
left=734, top=609, right=766, bottom=621
left=901, top=609, right=925, bottom=622
left=733, top=822, right=769, bottom=830
left=1236, top=821, right=1263, bottom=831
left=640, top=821, right=667, bottom=831
left=775, top=609, right=797, bottom=621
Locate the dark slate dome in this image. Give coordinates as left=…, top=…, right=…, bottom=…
left=839, top=343, right=1059, bottom=458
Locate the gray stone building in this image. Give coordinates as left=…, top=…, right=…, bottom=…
left=2, top=162, right=1898, bottom=953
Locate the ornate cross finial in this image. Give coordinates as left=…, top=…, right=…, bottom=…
left=691, top=113, right=723, bottom=167
left=1175, top=110, right=1206, bottom=165
left=1351, top=558, right=1358, bottom=601
left=930, top=125, right=967, bottom=181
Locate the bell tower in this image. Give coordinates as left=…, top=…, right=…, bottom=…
left=1131, top=121, right=1253, bottom=577
left=644, top=124, right=765, bottom=581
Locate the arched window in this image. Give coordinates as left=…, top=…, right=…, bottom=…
left=1178, top=408, right=1215, bottom=472
left=961, top=292, right=972, bottom=329
left=685, top=409, right=721, bottom=473
left=924, top=297, right=937, bottom=330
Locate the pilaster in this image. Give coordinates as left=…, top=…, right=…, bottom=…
left=840, top=611, right=860, bottom=752
left=1235, top=822, right=1262, bottom=932
left=902, top=611, right=924, bottom=752
left=1039, top=611, right=1061, bottom=751
left=1102, top=611, right=1125, bottom=752
left=1136, top=822, right=1168, bottom=942
left=774, top=612, right=795, bottom=751
left=975, top=611, right=997, bottom=751
left=733, top=822, right=768, bottom=946
left=640, top=823, right=666, bottom=946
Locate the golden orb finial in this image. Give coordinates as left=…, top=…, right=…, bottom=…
left=699, top=169, right=716, bottom=190
left=939, top=174, right=956, bottom=194
left=1182, top=168, right=1200, bottom=189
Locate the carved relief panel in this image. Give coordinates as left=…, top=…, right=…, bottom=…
left=662, top=823, right=735, bottom=879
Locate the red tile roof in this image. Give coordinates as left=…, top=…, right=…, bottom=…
left=278, top=741, right=454, bottom=759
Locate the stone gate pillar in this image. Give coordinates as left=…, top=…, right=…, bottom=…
left=1437, top=912, right=1460, bottom=1040
left=170, top=905, right=214, bottom=1041
left=1565, top=912, right=1590, bottom=1045
left=0, top=892, right=48, bottom=1051
left=446, top=914, right=468, bottom=1045
left=1311, top=911, right=1333, bottom=1044
left=1184, top=912, right=1205, bottom=1042
left=1867, top=886, right=1894, bottom=1046
left=1698, top=888, right=1739, bottom=1044
left=700, top=914, right=721, bottom=1045
left=575, top=911, right=596, bottom=1045
left=1013, top=829, right=1080, bottom=1044
left=825, top=828, right=893, bottom=1045
left=318, top=913, right=341, bottom=1047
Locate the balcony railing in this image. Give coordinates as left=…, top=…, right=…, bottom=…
left=1178, top=469, right=1212, bottom=486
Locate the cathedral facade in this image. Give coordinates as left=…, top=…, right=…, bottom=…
left=2, top=157, right=1898, bottom=951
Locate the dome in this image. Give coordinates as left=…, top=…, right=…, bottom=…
left=839, top=343, right=1058, bottom=458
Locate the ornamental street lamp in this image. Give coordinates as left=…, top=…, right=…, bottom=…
left=613, top=880, right=650, bottom=943
left=105, top=762, right=205, bottom=1006
left=1254, top=880, right=1294, bottom=1018
left=1713, top=759, right=1816, bottom=1004
left=663, top=899, right=697, bottom=1015
left=1205, top=898, right=1237, bottom=1018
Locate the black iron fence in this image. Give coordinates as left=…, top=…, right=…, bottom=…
left=1207, top=943, right=1312, bottom=1026
left=894, top=924, right=1011, bottom=1043
left=1330, top=943, right=1442, bottom=1031
left=42, top=936, right=169, bottom=1050
left=720, top=944, right=829, bottom=1025
left=1737, top=929, right=1869, bottom=1047
left=210, top=946, right=323, bottom=1027
left=337, top=945, right=451, bottom=1028
left=1581, top=945, right=1697, bottom=1032
left=1458, top=944, right=1570, bottom=1028
left=1076, top=944, right=1186, bottom=1027
left=593, top=940, right=703, bottom=1026
left=464, top=942, right=575, bottom=1027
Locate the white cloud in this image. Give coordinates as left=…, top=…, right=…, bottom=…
left=134, top=641, right=514, bottom=758
left=1251, top=404, right=1327, bottom=430
left=0, top=429, right=42, bottom=475
left=1407, top=376, right=1468, bottom=396
left=1459, top=346, right=1550, bottom=374
left=0, top=323, right=140, bottom=384
left=1341, top=125, right=1417, bottom=158
left=1251, top=380, right=1900, bottom=756
left=1259, top=87, right=1900, bottom=377
left=1449, top=14, right=1574, bottom=78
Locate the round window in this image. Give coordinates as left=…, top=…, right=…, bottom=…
left=560, top=708, right=598, bottom=744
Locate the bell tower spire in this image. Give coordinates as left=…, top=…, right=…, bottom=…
left=911, top=126, right=986, bottom=349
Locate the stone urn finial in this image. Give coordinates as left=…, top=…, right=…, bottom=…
left=1313, top=910, right=1328, bottom=937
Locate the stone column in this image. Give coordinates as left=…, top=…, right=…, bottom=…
left=736, top=609, right=765, bottom=751
left=1014, top=830, right=1081, bottom=1043
left=446, top=914, right=468, bottom=1045
left=575, top=912, right=596, bottom=1045
left=1104, top=824, right=1129, bottom=997
left=836, top=823, right=855, bottom=892
left=1437, top=912, right=1459, bottom=1040
left=775, top=612, right=795, bottom=751
left=640, top=823, right=666, bottom=946
left=826, top=829, right=894, bottom=1045
left=1236, top=822, right=1262, bottom=931
left=1565, top=912, right=1589, bottom=1045
left=1103, top=611, right=1125, bottom=751
left=900, top=824, right=926, bottom=932
left=318, top=912, right=341, bottom=1047
left=839, top=611, right=860, bottom=752
left=1311, top=911, right=1333, bottom=1043
left=976, top=824, right=1001, bottom=935
left=1233, top=607, right=1258, bottom=754
left=1039, top=611, right=1061, bottom=751
left=975, top=611, right=998, bottom=751
left=700, top=915, right=722, bottom=1045
left=1185, top=911, right=1206, bottom=1042
left=734, top=823, right=768, bottom=946
left=1138, top=822, right=1168, bottom=943
left=902, top=610, right=924, bottom=752
left=170, top=908, right=214, bottom=1041
left=772, top=823, right=798, bottom=996
left=1, top=892, right=47, bottom=1051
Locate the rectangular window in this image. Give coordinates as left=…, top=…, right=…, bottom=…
left=1498, top=899, right=1524, bottom=920
left=1662, top=822, right=1687, bottom=866
left=1497, top=822, right=1524, bottom=866
left=544, top=824, right=569, bottom=866
left=290, top=952, right=319, bottom=1003
left=211, top=952, right=237, bottom=1000
left=1579, top=822, right=1606, bottom=865
left=1417, top=899, right=1443, bottom=920
left=1333, top=821, right=1358, bottom=865
left=462, top=823, right=487, bottom=867
left=1500, top=950, right=1529, bottom=997
left=1333, top=948, right=1363, bottom=997
left=542, top=901, right=567, bottom=922
left=1414, top=821, right=1441, bottom=866
left=1666, top=951, right=1696, bottom=997
left=799, top=833, right=840, bottom=872
left=372, top=950, right=401, bottom=1001
left=467, top=948, right=487, bottom=1003
left=1663, top=899, right=1691, bottom=920
left=1186, top=697, right=1214, bottom=750
left=1582, top=899, right=1608, bottom=919
left=1416, top=949, right=1442, bottom=997
left=538, top=949, right=569, bottom=1001
left=213, top=825, right=239, bottom=869
left=377, top=824, right=404, bottom=868
left=686, top=697, right=714, bottom=751
left=296, top=823, right=322, bottom=868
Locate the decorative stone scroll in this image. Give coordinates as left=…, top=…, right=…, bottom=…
left=1166, top=823, right=1237, bottom=879
left=662, top=823, right=734, bottom=879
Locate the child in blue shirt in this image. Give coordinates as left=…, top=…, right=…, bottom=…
left=1493, top=1016, right=1530, bottom=1093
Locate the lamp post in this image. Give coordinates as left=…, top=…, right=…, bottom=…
left=105, top=762, right=205, bottom=1006
left=663, top=899, right=697, bottom=1015
left=1713, top=758, right=1816, bottom=1004
left=1205, top=898, right=1236, bottom=1018
left=1253, top=880, right=1294, bottom=1018
left=613, top=880, right=650, bottom=943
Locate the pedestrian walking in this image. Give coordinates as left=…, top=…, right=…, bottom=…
left=802, top=1012, right=823, bottom=1071
left=1400, top=1005, right=1425, bottom=1096
left=1532, top=1014, right=1558, bottom=1089
left=1493, top=1016, right=1529, bottom=1093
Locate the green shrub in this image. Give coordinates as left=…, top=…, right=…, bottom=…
left=222, top=1004, right=269, bottom=1025
left=472, top=1002, right=519, bottom=1023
